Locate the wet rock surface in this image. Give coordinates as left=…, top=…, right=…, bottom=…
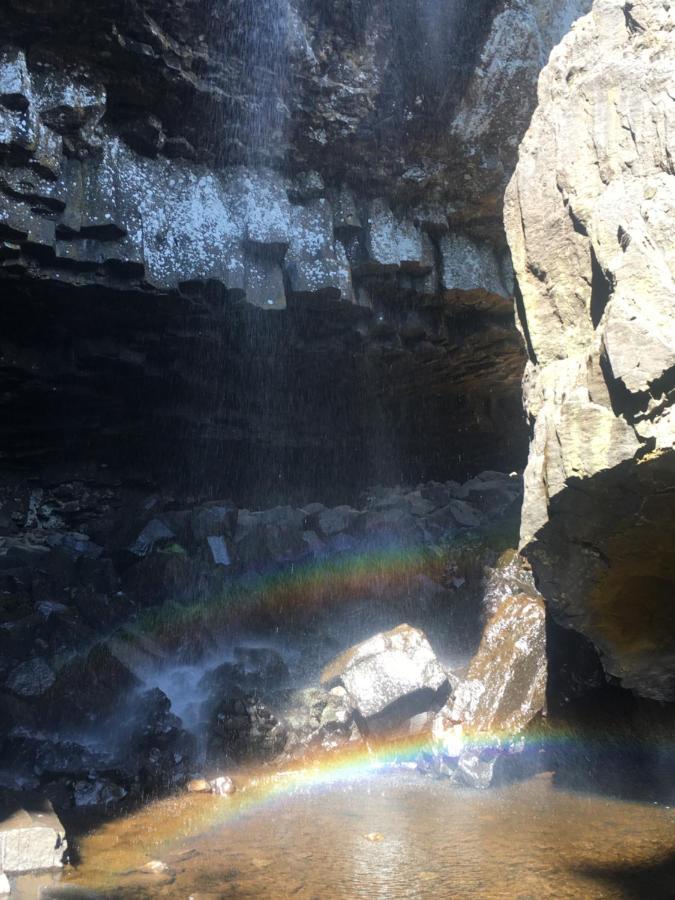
left=0, top=471, right=522, bottom=812
left=321, top=624, right=448, bottom=722
left=504, top=0, right=675, bottom=700
left=429, top=552, right=547, bottom=787
left=0, top=1, right=592, bottom=507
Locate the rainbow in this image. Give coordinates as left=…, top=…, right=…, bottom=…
left=60, top=720, right=675, bottom=894
left=116, top=518, right=518, bottom=651
left=197, top=721, right=675, bottom=829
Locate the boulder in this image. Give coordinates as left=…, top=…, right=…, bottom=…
left=0, top=797, right=67, bottom=873
left=234, top=507, right=306, bottom=567
left=0, top=733, right=111, bottom=784
left=207, top=694, right=287, bottom=765
left=128, top=518, right=176, bottom=557
left=278, top=687, right=355, bottom=757
left=190, top=504, right=237, bottom=542
left=431, top=586, right=546, bottom=788
left=321, top=624, right=448, bottom=721
left=44, top=644, right=140, bottom=728
left=448, top=500, right=481, bottom=529
left=5, top=658, right=55, bottom=698
left=361, top=508, right=424, bottom=547
left=446, top=592, right=546, bottom=734
left=123, top=687, right=196, bottom=794
left=232, top=647, right=289, bottom=688
left=72, top=778, right=127, bottom=808
left=316, top=506, right=359, bottom=537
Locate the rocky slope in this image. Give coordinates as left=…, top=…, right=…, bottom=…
left=0, top=470, right=523, bottom=812
left=504, top=0, right=675, bottom=700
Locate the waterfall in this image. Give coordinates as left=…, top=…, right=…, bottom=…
left=229, top=0, right=291, bottom=163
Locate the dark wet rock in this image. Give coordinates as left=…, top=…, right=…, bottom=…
left=190, top=504, right=238, bottom=543
left=447, top=500, right=481, bottom=529
left=200, top=654, right=294, bottom=765
left=316, top=506, right=360, bottom=537
left=321, top=624, right=448, bottom=722
left=44, top=644, right=140, bottom=729
left=234, top=507, right=307, bottom=568
left=198, top=662, right=247, bottom=700
left=0, top=796, right=67, bottom=873
left=403, top=491, right=436, bottom=518
left=198, top=649, right=290, bottom=707
left=361, top=507, right=424, bottom=547
left=463, top=474, right=521, bottom=513
left=232, top=647, right=289, bottom=689
left=420, top=481, right=467, bottom=506
left=71, top=778, right=127, bottom=808
left=423, top=505, right=459, bottom=541
left=301, top=530, right=326, bottom=559
left=546, top=617, right=606, bottom=710
left=5, top=658, right=55, bottom=698
left=277, top=687, right=356, bottom=758
left=128, top=518, right=176, bottom=557
left=125, top=554, right=212, bottom=609
left=207, top=694, right=287, bottom=766
left=124, top=688, right=196, bottom=794
left=0, top=732, right=110, bottom=783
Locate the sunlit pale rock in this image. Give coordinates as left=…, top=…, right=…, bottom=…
left=0, top=800, right=67, bottom=873
left=504, top=0, right=675, bottom=699
left=210, top=776, right=235, bottom=796
left=320, top=624, right=448, bottom=720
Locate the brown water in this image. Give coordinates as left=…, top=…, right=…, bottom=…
left=16, top=769, right=675, bottom=899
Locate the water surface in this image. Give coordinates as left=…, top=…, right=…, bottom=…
left=26, top=768, right=675, bottom=899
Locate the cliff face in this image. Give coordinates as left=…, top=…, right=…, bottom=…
left=505, top=0, right=675, bottom=700
left=0, top=0, right=591, bottom=500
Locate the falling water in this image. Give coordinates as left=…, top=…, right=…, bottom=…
left=228, top=0, right=292, bottom=163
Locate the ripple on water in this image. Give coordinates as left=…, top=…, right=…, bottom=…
left=18, top=771, right=675, bottom=899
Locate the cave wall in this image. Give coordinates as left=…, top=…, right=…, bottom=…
left=504, top=0, right=675, bottom=700
left=0, top=0, right=592, bottom=504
